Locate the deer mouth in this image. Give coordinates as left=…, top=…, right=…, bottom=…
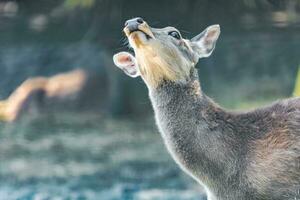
left=124, top=22, right=155, bottom=38
left=131, top=30, right=153, bottom=40
left=124, top=22, right=155, bottom=47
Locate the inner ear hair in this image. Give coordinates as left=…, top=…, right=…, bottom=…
left=191, top=24, right=220, bottom=43
left=204, top=25, right=220, bottom=46
left=191, top=29, right=206, bottom=42
left=113, top=52, right=140, bottom=78
left=191, top=24, right=220, bottom=58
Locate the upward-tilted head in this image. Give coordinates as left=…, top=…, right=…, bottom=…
left=113, top=18, right=300, bottom=200
left=114, top=17, right=220, bottom=87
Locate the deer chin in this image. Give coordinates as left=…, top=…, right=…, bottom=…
left=128, top=31, right=153, bottom=48
left=134, top=44, right=191, bottom=88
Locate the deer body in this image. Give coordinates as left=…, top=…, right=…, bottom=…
left=113, top=17, right=300, bottom=200
left=150, top=69, right=300, bottom=200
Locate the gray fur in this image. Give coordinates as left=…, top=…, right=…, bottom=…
left=115, top=19, right=300, bottom=200
left=149, top=69, right=300, bottom=200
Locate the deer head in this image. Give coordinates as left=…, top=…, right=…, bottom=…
left=113, top=17, right=220, bottom=88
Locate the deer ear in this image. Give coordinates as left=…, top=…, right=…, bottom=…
left=191, top=24, right=220, bottom=59
left=113, top=52, right=140, bottom=78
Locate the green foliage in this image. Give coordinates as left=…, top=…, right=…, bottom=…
left=293, top=66, right=300, bottom=97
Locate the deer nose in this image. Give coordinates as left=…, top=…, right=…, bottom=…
left=124, top=17, right=144, bottom=33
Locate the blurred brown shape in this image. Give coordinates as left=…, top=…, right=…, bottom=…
left=0, top=69, right=87, bottom=122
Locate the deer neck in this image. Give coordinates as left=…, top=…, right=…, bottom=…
left=148, top=68, right=244, bottom=192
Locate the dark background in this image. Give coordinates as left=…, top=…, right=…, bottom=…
left=0, top=0, right=299, bottom=117
left=0, top=1, right=299, bottom=200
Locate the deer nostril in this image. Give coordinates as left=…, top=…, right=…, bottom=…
left=136, top=17, right=144, bottom=24
left=124, top=21, right=129, bottom=27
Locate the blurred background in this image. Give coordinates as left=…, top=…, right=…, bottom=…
left=0, top=0, right=299, bottom=199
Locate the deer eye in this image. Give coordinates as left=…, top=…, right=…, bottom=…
left=168, top=31, right=181, bottom=40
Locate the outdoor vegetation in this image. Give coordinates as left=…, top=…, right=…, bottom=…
left=0, top=0, right=299, bottom=199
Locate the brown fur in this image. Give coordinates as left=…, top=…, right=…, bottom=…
left=117, top=18, right=300, bottom=199
left=136, top=47, right=181, bottom=87
left=127, top=23, right=192, bottom=88
left=246, top=106, right=300, bottom=196
left=190, top=80, right=202, bottom=97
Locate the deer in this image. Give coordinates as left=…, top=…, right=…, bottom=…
left=113, top=17, right=300, bottom=200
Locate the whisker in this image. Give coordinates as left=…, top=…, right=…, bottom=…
left=119, top=36, right=129, bottom=47
left=123, top=40, right=129, bottom=46
left=180, top=29, right=191, bottom=34
left=126, top=43, right=133, bottom=50
left=114, top=46, right=126, bottom=51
